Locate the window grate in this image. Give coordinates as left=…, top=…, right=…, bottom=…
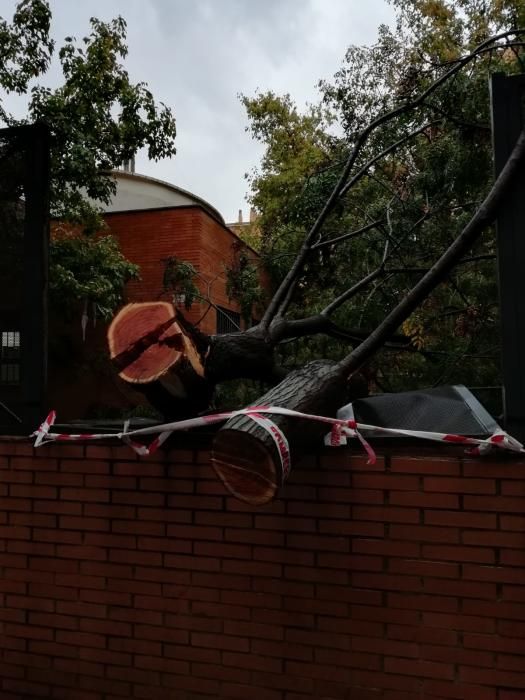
left=1, top=330, right=21, bottom=385
left=216, top=307, right=241, bottom=334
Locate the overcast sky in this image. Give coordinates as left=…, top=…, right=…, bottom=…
left=2, top=0, right=394, bottom=222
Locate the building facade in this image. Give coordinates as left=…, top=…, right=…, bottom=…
left=101, top=170, right=260, bottom=335
left=47, top=171, right=263, bottom=419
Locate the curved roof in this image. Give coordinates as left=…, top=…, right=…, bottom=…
left=103, top=170, right=225, bottom=224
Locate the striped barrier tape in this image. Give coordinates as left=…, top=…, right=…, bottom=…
left=32, top=406, right=525, bottom=477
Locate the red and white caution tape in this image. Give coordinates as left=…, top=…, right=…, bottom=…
left=32, top=406, right=525, bottom=479
left=33, top=410, right=56, bottom=447
left=244, top=406, right=291, bottom=480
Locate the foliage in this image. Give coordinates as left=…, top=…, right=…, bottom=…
left=1, top=1, right=177, bottom=317
left=0, top=0, right=53, bottom=121
left=162, top=256, right=200, bottom=310
left=1, top=2, right=177, bottom=229
left=226, top=245, right=265, bottom=324
left=49, top=234, right=139, bottom=320
left=232, top=220, right=263, bottom=252
left=242, top=0, right=524, bottom=398
left=241, top=91, right=336, bottom=285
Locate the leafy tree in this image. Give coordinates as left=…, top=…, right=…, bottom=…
left=241, top=91, right=335, bottom=284
left=162, top=256, right=200, bottom=311
left=49, top=232, right=139, bottom=320
left=225, top=243, right=266, bottom=324
left=240, top=0, right=525, bottom=406
left=0, top=0, right=53, bottom=121
left=0, top=0, right=177, bottom=314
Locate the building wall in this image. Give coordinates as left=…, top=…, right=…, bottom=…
left=47, top=205, right=264, bottom=418
left=104, top=205, right=259, bottom=335
left=198, top=210, right=262, bottom=333
left=105, top=207, right=203, bottom=324
left=1, top=440, right=524, bottom=700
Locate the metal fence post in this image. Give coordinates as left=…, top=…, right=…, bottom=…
left=491, top=72, right=525, bottom=441
left=0, top=124, right=50, bottom=434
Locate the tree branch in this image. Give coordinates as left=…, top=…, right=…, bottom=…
left=422, top=100, right=491, bottom=132
left=338, top=120, right=440, bottom=199
left=269, top=314, right=408, bottom=346
left=385, top=253, right=496, bottom=274
left=321, top=267, right=384, bottom=317
left=339, top=126, right=525, bottom=376
left=258, top=30, right=524, bottom=330
left=311, top=220, right=382, bottom=250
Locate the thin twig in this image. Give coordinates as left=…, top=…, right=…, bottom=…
left=321, top=266, right=383, bottom=317
left=312, top=220, right=382, bottom=250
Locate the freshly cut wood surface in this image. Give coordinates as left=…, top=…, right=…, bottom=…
left=108, top=302, right=183, bottom=384
left=212, top=361, right=351, bottom=505
left=212, top=428, right=278, bottom=505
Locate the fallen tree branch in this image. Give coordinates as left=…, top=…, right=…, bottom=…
left=211, top=125, right=525, bottom=503
left=339, top=126, right=525, bottom=375
left=270, top=314, right=406, bottom=345
left=312, top=220, right=382, bottom=250
left=259, top=30, right=524, bottom=329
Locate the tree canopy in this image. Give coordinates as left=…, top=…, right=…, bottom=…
left=0, top=0, right=177, bottom=316
left=240, top=0, right=525, bottom=407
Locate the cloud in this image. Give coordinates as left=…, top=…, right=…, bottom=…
left=1, top=0, right=395, bottom=221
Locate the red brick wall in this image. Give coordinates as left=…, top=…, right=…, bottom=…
left=106, top=207, right=202, bottom=304
left=105, top=206, right=261, bottom=334
left=1, top=441, right=524, bottom=699
left=47, top=207, right=265, bottom=417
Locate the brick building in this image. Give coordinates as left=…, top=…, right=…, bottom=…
left=99, top=169, right=261, bottom=335
left=48, top=170, right=263, bottom=418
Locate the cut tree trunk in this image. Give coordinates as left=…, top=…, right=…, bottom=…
left=211, top=361, right=359, bottom=505
left=109, top=302, right=186, bottom=382
left=108, top=302, right=211, bottom=418
left=107, top=303, right=364, bottom=502
left=107, top=302, right=284, bottom=419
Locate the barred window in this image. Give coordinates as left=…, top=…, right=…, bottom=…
left=216, top=307, right=241, bottom=334
left=1, top=331, right=20, bottom=384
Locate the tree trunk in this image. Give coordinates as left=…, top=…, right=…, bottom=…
left=205, top=330, right=279, bottom=383
left=211, top=361, right=360, bottom=505
left=108, top=302, right=287, bottom=418
left=108, top=302, right=187, bottom=383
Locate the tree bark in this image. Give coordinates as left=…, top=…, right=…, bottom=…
left=212, top=361, right=365, bottom=504
left=212, top=126, right=525, bottom=504
left=205, top=330, right=279, bottom=383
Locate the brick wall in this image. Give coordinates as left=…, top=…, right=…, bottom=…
left=48, top=206, right=264, bottom=418
left=1, top=440, right=524, bottom=699
left=105, top=205, right=261, bottom=335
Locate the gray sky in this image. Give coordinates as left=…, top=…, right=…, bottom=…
left=2, top=0, right=394, bottom=222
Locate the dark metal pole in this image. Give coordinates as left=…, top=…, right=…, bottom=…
left=21, top=123, right=50, bottom=430
left=0, top=123, right=50, bottom=434
left=490, top=73, right=525, bottom=440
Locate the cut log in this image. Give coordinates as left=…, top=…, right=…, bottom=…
left=108, top=302, right=211, bottom=420
left=212, top=361, right=356, bottom=505
left=108, top=303, right=287, bottom=418
left=108, top=302, right=204, bottom=383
